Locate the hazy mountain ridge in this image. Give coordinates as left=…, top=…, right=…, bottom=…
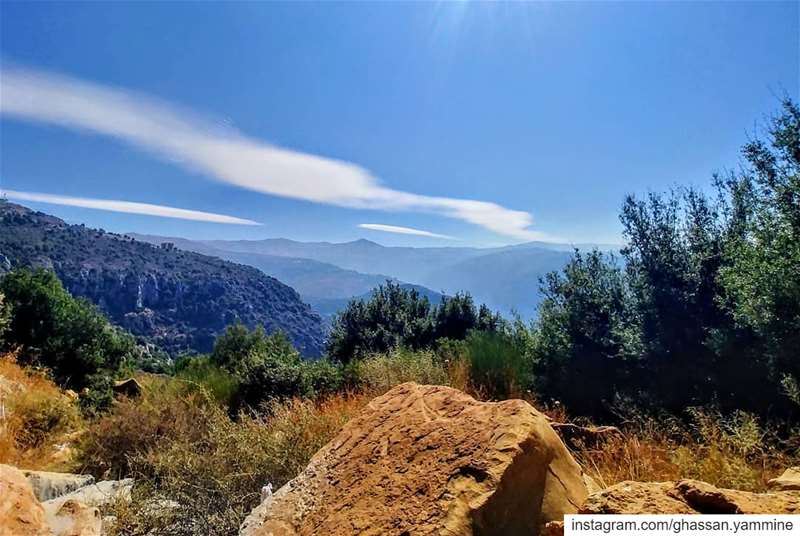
left=188, top=236, right=614, bottom=317
left=0, top=203, right=326, bottom=356
left=127, top=233, right=416, bottom=304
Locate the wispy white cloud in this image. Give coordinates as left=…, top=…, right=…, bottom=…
left=0, top=63, right=552, bottom=241
left=358, top=223, right=456, bottom=240
left=1, top=190, right=262, bottom=225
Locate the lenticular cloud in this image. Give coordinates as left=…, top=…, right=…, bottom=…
left=0, top=62, right=550, bottom=241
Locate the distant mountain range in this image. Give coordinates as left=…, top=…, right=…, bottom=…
left=129, top=234, right=619, bottom=318
left=0, top=203, right=326, bottom=356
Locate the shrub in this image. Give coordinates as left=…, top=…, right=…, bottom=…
left=76, top=380, right=213, bottom=479
left=0, top=269, right=138, bottom=391
left=106, top=393, right=368, bottom=536
left=175, top=355, right=240, bottom=407
left=0, top=290, right=10, bottom=343
left=301, top=358, right=344, bottom=397
left=572, top=406, right=796, bottom=492
left=11, top=389, right=81, bottom=450
left=464, top=331, right=531, bottom=399
left=670, top=408, right=784, bottom=491
left=0, top=353, right=82, bottom=470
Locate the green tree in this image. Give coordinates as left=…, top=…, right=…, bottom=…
left=532, top=250, right=638, bottom=416
left=210, top=323, right=272, bottom=372
left=718, top=99, right=800, bottom=408
left=211, top=324, right=342, bottom=408
left=0, top=290, right=10, bottom=344
left=326, top=282, right=435, bottom=362
left=0, top=269, right=137, bottom=390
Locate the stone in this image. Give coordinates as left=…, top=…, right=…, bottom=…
left=0, top=464, right=51, bottom=536
left=43, top=479, right=134, bottom=510
left=241, top=382, right=589, bottom=536
left=112, top=378, right=143, bottom=398
left=581, top=481, right=695, bottom=514
left=23, top=470, right=95, bottom=502
left=43, top=499, right=102, bottom=536
left=671, top=479, right=799, bottom=514
left=581, top=479, right=800, bottom=515
left=768, top=467, right=800, bottom=491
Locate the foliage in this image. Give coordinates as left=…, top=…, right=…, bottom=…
left=101, top=390, right=368, bottom=536
left=0, top=291, right=10, bottom=344
left=0, top=353, right=83, bottom=470
left=463, top=330, right=531, bottom=400
left=717, top=99, right=800, bottom=402
left=351, top=349, right=449, bottom=394
left=326, top=282, right=503, bottom=363
left=0, top=268, right=137, bottom=391
left=532, top=100, right=800, bottom=421
left=533, top=251, right=637, bottom=416
left=175, top=355, right=240, bottom=407
left=209, top=324, right=343, bottom=410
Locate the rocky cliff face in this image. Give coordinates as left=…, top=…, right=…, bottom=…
left=0, top=202, right=325, bottom=356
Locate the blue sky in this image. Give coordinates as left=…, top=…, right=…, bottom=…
left=1, top=1, right=797, bottom=247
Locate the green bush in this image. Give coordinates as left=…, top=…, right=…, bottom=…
left=326, top=282, right=504, bottom=363
left=209, top=325, right=343, bottom=410
left=464, top=331, right=531, bottom=399
left=175, top=355, right=240, bottom=407
left=0, top=291, right=10, bottom=344
left=0, top=269, right=138, bottom=391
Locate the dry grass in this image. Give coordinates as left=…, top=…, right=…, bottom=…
left=97, top=385, right=369, bottom=536
left=572, top=408, right=797, bottom=492
left=353, top=349, right=450, bottom=395
left=0, top=352, right=82, bottom=470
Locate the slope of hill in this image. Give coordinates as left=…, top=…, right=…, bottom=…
left=128, top=235, right=617, bottom=320
left=126, top=234, right=395, bottom=301
left=0, top=203, right=326, bottom=356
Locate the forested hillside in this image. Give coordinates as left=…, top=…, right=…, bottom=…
left=0, top=203, right=326, bottom=356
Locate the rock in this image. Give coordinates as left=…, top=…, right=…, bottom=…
left=43, top=479, right=134, bottom=510
left=43, top=499, right=102, bottom=536
left=541, top=521, right=565, bottom=536
left=0, top=464, right=51, bottom=536
left=769, top=467, right=800, bottom=491
left=23, top=470, right=95, bottom=502
left=583, top=474, right=602, bottom=495
left=671, top=479, right=799, bottom=514
left=582, top=479, right=800, bottom=515
left=241, top=382, right=589, bottom=536
left=551, top=423, right=623, bottom=449
left=112, top=378, right=143, bottom=398
left=581, top=481, right=695, bottom=514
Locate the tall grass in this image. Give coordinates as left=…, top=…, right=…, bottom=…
left=571, top=407, right=797, bottom=492
left=352, top=348, right=449, bottom=395
left=0, top=353, right=82, bottom=470
left=101, top=389, right=369, bottom=536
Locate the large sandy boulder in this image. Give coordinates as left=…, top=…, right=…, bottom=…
left=0, top=464, right=51, bottom=536
left=582, top=479, right=800, bottom=514
left=23, top=470, right=95, bottom=502
left=241, top=383, right=589, bottom=536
